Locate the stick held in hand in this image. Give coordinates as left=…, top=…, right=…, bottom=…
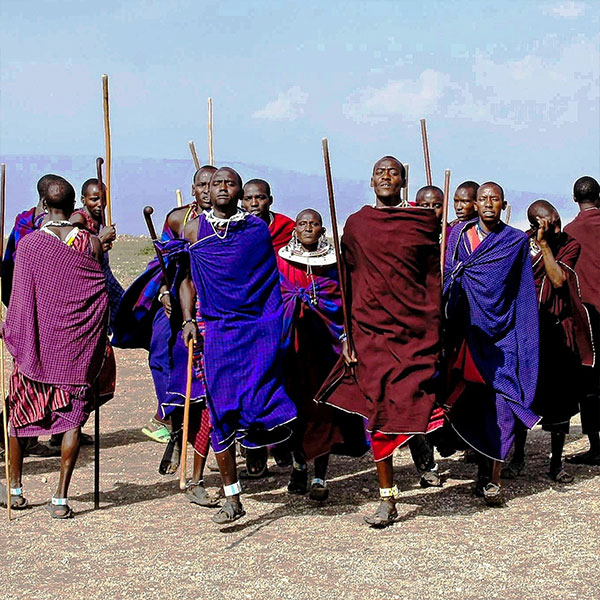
left=102, top=74, right=112, bottom=226
left=420, top=118, right=433, bottom=186
left=189, top=141, right=201, bottom=171
left=440, top=169, right=451, bottom=273
left=179, top=338, right=194, bottom=490
left=143, top=206, right=170, bottom=286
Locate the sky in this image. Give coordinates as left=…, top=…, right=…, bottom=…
left=1, top=0, right=599, bottom=201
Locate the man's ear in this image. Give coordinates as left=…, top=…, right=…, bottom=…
left=370, top=177, right=374, bottom=189
left=268, top=196, right=274, bottom=208
left=502, top=200, right=507, bottom=210
left=191, top=184, right=195, bottom=197
left=474, top=203, right=479, bottom=214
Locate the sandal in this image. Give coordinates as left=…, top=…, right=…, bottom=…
left=159, top=430, right=182, bottom=475
left=419, top=465, right=442, bottom=488
left=287, top=465, right=308, bottom=495
left=212, top=498, right=246, bottom=524
left=45, top=497, right=74, bottom=519
left=185, top=482, right=220, bottom=507
left=0, top=483, right=30, bottom=510
left=548, top=468, right=574, bottom=484
left=141, top=419, right=171, bottom=444
left=364, top=500, right=398, bottom=528
left=501, top=460, right=524, bottom=479
left=239, top=447, right=270, bottom=479
left=309, top=478, right=329, bottom=501
left=483, top=482, right=504, bottom=507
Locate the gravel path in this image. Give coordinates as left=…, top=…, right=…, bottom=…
left=1, top=348, right=599, bottom=600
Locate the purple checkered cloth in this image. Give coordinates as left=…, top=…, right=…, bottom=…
left=444, top=221, right=540, bottom=460
left=189, top=213, right=296, bottom=452
left=2, top=230, right=109, bottom=391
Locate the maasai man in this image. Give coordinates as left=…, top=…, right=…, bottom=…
left=180, top=167, right=296, bottom=524
left=444, top=182, right=539, bottom=506
left=242, top=179, right=295, bottom=252
left=317, top=156, right=443, bottom=527
left=278, top=209, right=367, bottom=500
left=415, top=185, right=444, bottom=223
left=564, top=176, right=600, bottom=466
left=0, top=176, right=113, bottom=518
left=241, top=178, right=295, bottom=476
left=502, top=200, right=593, bottom=483
left=451, top=181, right=478, bottom=225
left=0, top=174, right=60, bottom=458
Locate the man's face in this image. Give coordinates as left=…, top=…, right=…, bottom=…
left=295, top=210, right=323, bottom=250
left=82, top=184, right=105, bottom=219
left=453, top=187, right=476, bottom=221
left=370, top=159, right=404, bottom=202
left=416, top=190, right=444, bottom=222
left=193, top=169, right=215, bottom=211
left=529, top=207, right=561, bottom=239
left=475, top=185, right=506, bottom=226
left=210, top=169, right=242, bottom=210
left=242, top=183, right=272, bottom=220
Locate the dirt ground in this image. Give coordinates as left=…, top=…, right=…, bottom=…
left=1, top=237, right=599, bottom=600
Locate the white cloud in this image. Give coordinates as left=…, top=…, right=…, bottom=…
left=252, top=86, right=308, bottom=121
left=342, top=69, right=453, bottom=123
left=543, top=1, right=586, bottom=18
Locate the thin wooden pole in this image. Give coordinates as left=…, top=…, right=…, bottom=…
left=208, top=98, right=214, bottom=166
left=188, top=141, right=201, bottom=171
left=102, top=75, right=112, bottom=226
left=420, top=118, right=433, bottom=186
left=404, top=163, right=410, bottom=204
left=143, top=206, right=169, bottom=284
left=0, top=163, right=10, bottom=521
left=440, top=169, right=451, bottom=273
left=176, top=189, right=183, bottom=208
left=179, top=339, right=194, bottom=490
left=322, top=139, right=353, bottom=354
left=505, top=203, right=512, bottom=225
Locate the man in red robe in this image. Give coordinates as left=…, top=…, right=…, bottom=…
left=564, top=176, right=600, bottom=465
left=317, top=156, right=443, bottom=527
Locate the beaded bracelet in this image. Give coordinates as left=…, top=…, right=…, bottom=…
left=181, top=318, right=197, bottom=330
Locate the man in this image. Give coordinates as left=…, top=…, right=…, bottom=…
left=564, top=176, right=600, bottom=465
left=278, top=209, right=367, bottom=500
left=1, top=176, right=112, bottom=518
left=242, top=179, right=295, bottom=252
left=415, top=185, right=444, bottom=222
left=317, top=156, right=443, bottom=527
left=181, top=167, right=296, bottom=524
left=503, top=200, right=593, bottom=482
left=451, top=181, right=478, bottom=224
left=444, top=182, right=539, bottom=506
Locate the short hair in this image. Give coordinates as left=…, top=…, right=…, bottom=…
left=81, top=178, right=100, bottom=196
left=244, top=178, right=271, bottom=196
left=573, top=176, right=600, bottom=203
left=295, top=208, right=323, bottom=224
left=193, top=165, right=217, bottom=183
left=37, top=174, right=60, bottom=199
left=45, top=177, right=76, bottom=210
left=478, top=181, right=504, bottom=201
left=373, top=156, right=406, bottom=180
left=527, top=199, right=558, bottom=223
left=415, top=185, right=444, bottom=202
left=455, top=181, right=479, bottom=197
left=212, top=167, right=243, bottom=188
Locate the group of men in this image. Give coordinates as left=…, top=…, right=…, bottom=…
left=0, top=158, right=598, bottom=528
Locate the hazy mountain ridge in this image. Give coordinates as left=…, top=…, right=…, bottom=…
left=0, top=155, right=578, bottom=234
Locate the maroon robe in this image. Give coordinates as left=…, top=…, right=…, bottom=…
left=269, top=212, right=295, bottom=253
left=317, top=206, right=441, bottom=438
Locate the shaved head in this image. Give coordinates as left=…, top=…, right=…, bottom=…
left=573, top=176, right=600, bottom=204
left=415, top=185, right=443, bottom=203
left=455, top=181, right=479, bottom=197
left=212, top=167, right=242, bottom=188
left=527, top=199, right=560, bottom=227
left=193, top=164, right=217, bottom=183
left=372, top=156, right=405, bottom=180
left=37, top=174, right=60, bottom=199
left=295, top=208, right=322, bottom=225
left=45, top=177, right=76, bottom=211
left=478, top=182, right=504, bottom=201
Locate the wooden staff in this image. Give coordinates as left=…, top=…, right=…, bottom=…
left=420, top=118, right=433, bottom=186
left=143, top=206, right=169, bottom=285
left=322, top=139, right=353, bottom=355
left=176, top=189, right=183, bottom=208
left=404, top=163, right=410, bottom=204
left=188, top=141, right=200, bottom=171
left=440, top=169, right=451, bottom=273
left=179, top=339, right=194, bottom=490
left=96, top=158, right=106, bottom=227
left=102, top=74, right=112, bottom=226
left=208, top=98, right=214, bottom=166
left=505, top=203, right=512, bottom=224
left=0, top=163, right=10, bottom=520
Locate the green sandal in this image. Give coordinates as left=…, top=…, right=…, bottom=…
left=141, top=419, right=171, bottom=444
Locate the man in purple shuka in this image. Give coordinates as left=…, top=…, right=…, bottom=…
left=180, top=166, right=296, bottom=524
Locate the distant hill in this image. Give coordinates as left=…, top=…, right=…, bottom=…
left=0, top=155, right=578, bottom=234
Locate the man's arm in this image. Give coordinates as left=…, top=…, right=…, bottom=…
left=180, top=217, right=200, bottom=345
left=90, top=235, right=105, bottom=264
left=536, top=217, right=567, bottom=289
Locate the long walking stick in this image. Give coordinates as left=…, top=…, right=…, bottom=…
left=505, top=203, right=512, bottom=225
left=188, top=141, right=201, bottom=171
left=404, top=163, right=410, bottom=204
left=321, top=139, right=354, bottom=356
left=208, top=98, right=214, bottom=166
left=176, top=189, right=183, bottom=208
left=420, top=118, right=433, bottom=186
left=440, top=169, right=451, bottom=273
left=143, top=206, right=169, bottom=285
left=179, top=339, right=194, bottom=490
left=102, top=75, right=112, bottom=226
left=0, top=163, right=11, bottom=520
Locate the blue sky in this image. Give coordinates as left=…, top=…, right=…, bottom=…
left=1, top=0, right=598, bottom=199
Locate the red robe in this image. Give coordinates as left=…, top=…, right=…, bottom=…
left=269, top=212, right=295, bottom=253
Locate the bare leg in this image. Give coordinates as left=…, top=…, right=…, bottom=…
left=8, top=436, right=25, bottom=490
left=191, top=451, right=207, bottom=484
left=365, top=456, right=398, bottom=527
left=215, top=445, right=240, bottom=504
left=375, top=456, right=394, bottom=488
left=56, top=427, right=81, bottom=499
left=490, top=460, right=502, bottom=485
